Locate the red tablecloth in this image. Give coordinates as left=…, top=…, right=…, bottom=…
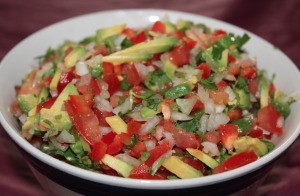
left=0, top=0, right=299, bottom=195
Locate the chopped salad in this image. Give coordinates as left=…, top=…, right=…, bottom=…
left=11, top=19, right=297, bottom=179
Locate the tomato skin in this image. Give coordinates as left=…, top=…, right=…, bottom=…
left=205, top=131, right=220, bottom=144
left=122, top=63, right=141, bottom=86
left=181, top=157, right=205, bottom=172
left=57, top=71, right=74, bottom=94
left=169, top=43, right=190, bottom=67
left=212, top=29, right=227, bottom=43
left=145, top=142, right=171, bottom=167
left=151, top=21, right=166, bottom=34
left=227, top=109, right=243, bottom=122
left=37, top=97, right=57, bottom=112
left=197, top=63, right=211, bottom=79
left=129, top=163, right=165, bottom=180
left=93, top=108, right=113, bottom=127
left=106, top=134, right=124, bottom=155
left=228, top=54, right=236, bottom=63
left=227, top=64, right=240, bottom=76
left=130, top=141, right=147, bottom=158
left=218, top=124, right=239, bottom=151
left=127, top=119, right=143, bottom=136
left=131, top=31, right=147, bottom=44
left=102, top=131, right=116, bottom=145
left=65, top=95, right=102, bottom=146
left=248, top=78, right=258, bottom=97
left=240, top=66, right=257, bottom=79
left=102, top=62, right=114, bottom=76
left=90, top=141, right=107, bottom=161
left=213, top=151, right=258, bottom=174
left=249, top=128, right=263, bottom=139
left=103, top=73, right=120, bottom=95
left=257, top=104, right=283, bottom=135
left=123, top=28, right=135, bottom=39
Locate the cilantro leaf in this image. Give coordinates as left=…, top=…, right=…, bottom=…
left=231, top=118, right=252, bottom=132
left=200, top=75, right=218, bottom=90
left=176, top=111, right=204, bottom=133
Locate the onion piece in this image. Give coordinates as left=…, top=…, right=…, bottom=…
left=95, top=96, right=113, bottom=112
left=115, top=153, right=141, bottom=167
left=75, top=61, right=89, bottom=76
left=207, top=113, right=230, bottom=131
left=171, top=111, right=193, bottom=121
left=202, top=141, right=220, bottom=157
left=140, top=116, right=161, bottom=135
left=56, top=130, right=76, bottom=144
left=144, top=140, right=156, bottom=151
left=176, top=96, right=197, bottom=115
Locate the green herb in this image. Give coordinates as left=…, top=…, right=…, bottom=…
left=146, top=94, right=162, bottom=110
left=145, top=70, right=171, bottom=91
left=165, top=82, right=192, bottom=99
left=90, top=64, right=103, bottom=78
left=220, top=147, right=231, bottom=162
left=232, top=118, right=252, bottom=132
left=176, top=111, right=204, bottom=133
left=120, top=80, right=131, bottom=90
left=140, top=152, right=150, bottom=162
left=121, top=37, right=134, bottom=49
left=236, top=76, right=249, bottom=92
left=195, top=49, right=205, bottom=64
left=151, top=156, right=166, bottom=175
left=272, top=100, right=291, bottom=119
left=35, top=47, right=56, bottom=64
left=79, top=36, right=95, bottom=44
left=125, top=134, right=138, bottom=148
left=200, top=75, right=217, bottom=90
left=261, top=139, right=275, bottom=153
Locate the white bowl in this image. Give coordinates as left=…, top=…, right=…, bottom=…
left=1, top=9, right=300, bottom=195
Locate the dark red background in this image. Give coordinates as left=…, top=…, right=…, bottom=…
left=0, top=0, right=299, bottom=195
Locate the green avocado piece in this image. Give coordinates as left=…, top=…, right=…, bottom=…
left=233, top=136, right=268, bottom=156
left=164, top=82, right=192, bottom=99
left=202, top=47, right=228, bottom=72
left=102, top=53, right=151, bottom=64
left=38, top=87, right=49, bottom=104
left=176, top=19, right=193, bottom=30
left=101, top=154, right=134, bottom=178
left=22, top=114, right=40, bottom=135
left=164, top=21, right=177, bottom=33
left=64, top=46, right=87, bottom=68
left=51, top=83, right=79, bottom=112
left=96, top=24, right=126, bottom=43
left=162, top=59, right=177, bottom=79
left=234, top=88, right=250, bottom=109
left=17, top=94, right=38, bottom=114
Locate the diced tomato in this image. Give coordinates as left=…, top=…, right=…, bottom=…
left=183, top=37, right=197, bottom=48
left=211, top=29, right=227, bottom=43
left=213, top=151, right=258, bottom=174
left=57, top=71, right=74, bottom=94
left=257, top=104, right=283, bottom=135
left=151, top=21, right=166, bottom=34
left=65, top=95, right=102, bottom=145
left=169, top=30, right=184, bottom=39
left=181, top=157, right=205, bottom=172
left=209, top=81, right=229, bottom=105
left=102, top=62, right=114, bottom=76
left=227, top=64, right=240, bottom=76
left=162, top=120, right=200, bottom=149
left=197, top=63, right=211, bottom=79
left=131, top=31, right=147, bottom=44
left=102, top=131, right=116, bottom=145
left=145, top=142, right=171, bottom=167
left=122, top=63, right=141, bottom=86
left=218, top=124, right=239, bottom=151
left=90, top=141, right=107, bottom=161
left=240, top=66, right=257, bottom=79
left=10, top=100, right=21, bottom=116
left=217, top=81, right=228, bottom=91
left=169, top=43, right=190, bottom=67
left=269, top=82, right=276, bottom=94
left=42, top=76, right=53, bottom=88
left=248, top=78, right=258, bottom=97
left=130, top=141, right=147, bottom=158
left=122, top=28, right=135, bottom=39
left=109, top=94, right=121, bottom=108
left=113, top=64, right=122, bottom=76
left=76, top=75, right=100, bottom=96
left=93, top=108, right=113, bottom=126
left=227, top=109, right=243, bottom=122
left=106, top=134, right=124, bottom=155
left=103, top=73, right=120, bottom=95
left=205, top=131, right=220, bottom=144
left=249, top=128, right=263, bottom=139
left=191, top=99, right=204, bottom=113
left=127, top=119, right=143, bottom=136
left=93, top=45, right=108, bottom=56
left=37, top=97, right=57, bottom=112
left=228, top=54, right=236, bottom=63
left=129, top=163, right=165, bottom=180
left=18, top=71, right=42, bottom=95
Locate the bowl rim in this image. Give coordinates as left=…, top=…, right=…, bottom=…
left=1, top=8, right=300, bottom=190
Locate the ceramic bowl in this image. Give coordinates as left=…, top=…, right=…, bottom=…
left=1, top=9, right=300, bottom=196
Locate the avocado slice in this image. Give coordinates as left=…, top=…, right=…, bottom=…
left=96, top=24, right=126, bottom=43
left=186, top=148, right=219, bottom=169
left=49, top=68, right=62, bottom=91
left=102, top=53, right=151, bottom=64
left=101, top=154, right=134, bottom=178
left=17, top=94, right=38, bottom=114
left=64, top=46, right=87, bottom=68
left=105, top=115, right=128, bottom=134
left=233, top=136, right=268, bottom=156
left=162, top=59, right=177, bottom=79
left=234, top=88, right=250, bottom=109
left=21, top=114, right=40, bottom=139
left=202, top=47, right=228, bottom=72
left=38, top=87, right=49, bottom=104
left=176, top=19, right=193, bottom=30
left=51, top=83, right=78, bottom=112
left=162, top=156, right=203, bottom=179
left=164, top=21, right=177, bottom=33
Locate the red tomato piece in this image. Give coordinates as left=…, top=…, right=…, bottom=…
left=169, top=30, right=184, bottom=39
left=18, top=71, right=42, bottom=95
left=227, top=109, right=243, bottom=122
left=269, top=83, right=276, bottom=94
left=102, top=62, right=114, bottom=76
left=181, top=157, right=205, bottom=172
left=228, top=54, right=236, bottom=63
left=151, top=21, right=166, bottom=34
left=240, top=66, right=257, bottom=79
left=127, top=119, right=143, bottom=136
left=227, top=64, right=240, bottom=76
left=57, top=71, right=74, bottom=94
left=205, top=131, right=220, bottom=144
left=249, top=128, right=263, bottom=139
left=103, top=73, right=120, bottom=95
left=122, top=28, right=135, bottom=39
left=122, top=63, right=141, bottom=86
left=130, top=141, right=147, bottom=158
left=129, top=163, right=165, bottom=180
left=37, top=97, right=57, bottom=112
left=131, top=31, right=147, bottom=44
left=169, top=43, right=190, bottom=67
left=90, top=141, right=107, bottom=161
left=145, top=142, right=171, bottom=167
left=102, top=131, right=116, bottom=145
left=248, top=78, right=258, bottom=97
left=257, top=104, right=283, bottom=135
left=65, top=95, right=102, bottom=146
left=93, top=108, right=113, bottom=127
left=218, top=124, right=239, bottom=151
left=106, top=134, right=124, bottom=155
left=211, top=29, right=227, bottom=43
left=197, top=63, right=211, bottom=79
left=213, top=151, right=258, bottom=174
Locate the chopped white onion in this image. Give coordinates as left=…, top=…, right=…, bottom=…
left=18, top=114, right=27, bottom=124
left=144, top=140, right=156, bottom=151
left=134, top=63, right=150, bottom=81
left=50, top=137, right=69, bottom=151
left=176, top=97, right=197, bottom=115
left=100, top=126, right=112, bottom=135
left=276, top=116, right=284, bottom=128
left=75, top=61, right=89, bottom=76
left=115, top=153, right=141, bottom=167
left=50, top=90, right=58, bottom=97
left=171, top=111, right=193, bottom=121
left=155, top=125, right=164, bottom=141
left=207, top=113, right=230, bottom=131
left=114, top=35, right=126, bottom=51
left=95, top=97, right=113, bottom=112
left=202, top=141, right=220, bottom=156
left=215, top=104, right=226, bottom=113
left=199, top=114, right=208, bottom=132
left=121, top=98, right=130, bottom=114
left=112, top=105, right=122, bottom=115
left=224, top=74, right=236, bottom=81
left=224, top=86, right=236, bottom=102
left=56, top=130, right=75, bottom=144
left=140, top=116, right=161, bottom=135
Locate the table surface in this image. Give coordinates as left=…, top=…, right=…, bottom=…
left=0, top=0, right=299, bottom=195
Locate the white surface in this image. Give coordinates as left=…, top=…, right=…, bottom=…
left=0, top=9, right=300, bottom=190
